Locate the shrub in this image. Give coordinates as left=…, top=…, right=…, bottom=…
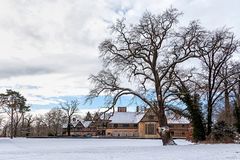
left=208, top=121, right=236, bottom=143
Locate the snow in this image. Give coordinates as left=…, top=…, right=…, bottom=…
left=167, top=116, right=190, bottom=124
left=109, top=112, right=145, bottom=124
left=81, top=120, right=92, bottom=128
left=0, top=138, right=239, bottom=160
left=108, top=111, right=190, bottom=124
left=63, top=120, right=92, bottom=128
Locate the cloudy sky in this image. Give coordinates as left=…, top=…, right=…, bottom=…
left=0, top=0, right=239, bottom=114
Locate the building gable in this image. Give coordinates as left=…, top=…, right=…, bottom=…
left=140, top=109, right=158, bottom=122
left=74, top=121, right=85, bottom=128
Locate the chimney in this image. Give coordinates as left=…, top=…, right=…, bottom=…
left=136, top=106, right=139, bottom=112
left=118, top=107, right=127, bottom=112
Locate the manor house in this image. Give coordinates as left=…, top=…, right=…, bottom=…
left=62, top=107, right=191, bottom=139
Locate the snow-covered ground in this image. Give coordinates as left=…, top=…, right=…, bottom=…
left=0, top=138, right=239, bottom=160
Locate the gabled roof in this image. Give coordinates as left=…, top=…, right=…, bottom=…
left=109, top=112, right=145, bottom=124
left=62, top=124, right=68, bottom=129
left=62, top=119, right=93, bottom=128
left=72, top=120, right=80, bottom=127
left=81, top=120, right=92, bottom=128
left=108, top=110, right=190, bottom=124
left=167, top=116, right=190, bottom=124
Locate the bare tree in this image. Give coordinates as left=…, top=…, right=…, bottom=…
left=87, top=8, right=206, bottom=145
left=198, top=30, right=239, bottom=135
left=236, top=76, right=240, bottom=133
left=33, top=115, right=47, bottom=136
left=20, top=114, right=34, bottom=137
left=232, top=66, right=240, bottom=133
left=60, top=100, right=79, bottom=136
left=218, top=62, right=240, bottom=125
left=84, top=111, right=93, bottom=121
left=45, top=108, right=65, bottom=136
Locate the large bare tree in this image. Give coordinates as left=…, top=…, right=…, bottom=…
left=232, top=66, right=240, bottom=132
left=60, top=100, right=79, bottom=136
left=198, top=30, right=239, bottom=135
left=87, top=8, right=205, bottom=145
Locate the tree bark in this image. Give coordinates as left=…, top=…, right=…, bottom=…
left=207, top=101, right=213, bottom=136
left=10, top=107, right=13, bottom=139
left=67, top=117, right=71, bottom=136
left=158, top=109, right=176, bottom=145
left=224, top=79, right=231, bottom=124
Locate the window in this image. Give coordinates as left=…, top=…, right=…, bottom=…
left=122, top=124, right=129, bottom=128
left=134, top=124, right=138, bottom=128
left=145, top=123, right=156, bottom=135
left=113, top=124, right=118, bottom=128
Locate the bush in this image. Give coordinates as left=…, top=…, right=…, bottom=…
left=208, top=121, right=236, bottom=143
left=48, top=132, right=54, bottom=136
left=233, top=105, right=240, bottom=133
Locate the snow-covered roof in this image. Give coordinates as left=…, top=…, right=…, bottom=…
left=62, top=110, right=190, bottom=129
left=167, top=116, right=190, bottom=124
left=109, top=112, right=145, bottom=124
left=81, top=120, right=92, bottom=128
left=71, top=120, right=80, bottom=127
left=62, top=124, right=67, bottom=129
left=62, top=120, right=80, bottom=128
left=109, top=111, right=190, bottom=124
left=62, top=119, right=93, bottom=128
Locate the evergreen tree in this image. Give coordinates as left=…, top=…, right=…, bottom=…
left=84, top=112, right=93, bottom=121
left=233, top=102, right=240, bottom=133
left=0, top=89, right=30, bottom=138
left=176, top=87, right=206, bottom=142
left=211, top=121, right=236, bottom=143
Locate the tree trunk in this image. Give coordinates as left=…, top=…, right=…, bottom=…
left=237, top=75, right=240, bottom=109
left=207, top=100, right=213, bottom=136
left=158, top=110, right=176, bottom=145
left=14, top=123, right=18, bottom=137
left=224, top=80, right=231, bottom=125
left=10, top=107, right=13, bottom=139
left=67, top=117, right=71, bottom=136
left=235, top=75, right=240, bottom=133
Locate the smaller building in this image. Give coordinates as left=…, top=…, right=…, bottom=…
left=62, top=118, right=97, bottom=136
left=106, top=111, right=144, bottom=137
left=168, top=115, right=191, bottom=138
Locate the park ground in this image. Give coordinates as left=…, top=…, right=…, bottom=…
left=0, top=138, right=240, bottom=160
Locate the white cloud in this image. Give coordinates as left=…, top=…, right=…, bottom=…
left=0, top=0, right=239, bottom=108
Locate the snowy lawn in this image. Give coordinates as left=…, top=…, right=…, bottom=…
left=0, top=138, right=239, bottom=160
